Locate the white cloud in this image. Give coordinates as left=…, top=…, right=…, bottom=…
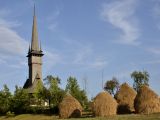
left=101, top=0, right=140, bottom=45
left=62, top=37, right=93, bottom=65
left=143, top=60, right=160, bottom=65
left=0, top=26, right=28, bottom=56
left=153, top=1, right=160, bottom=16
left=0, top=9, right=10, bottom=18
left=73, top=46, right=92, bottom=64
left=48, top=22, right=58, bottom=31
left=116, top=70, right=131, bottom=80
left=47, top=9, right=60, bottom=31
left=90, top=58, right=108, bottom=69
left=62, top=37, right=108, bottom=69
left=0, top=9, right=62, bottom=72
left=147, top=47, right=160, bottom=54
left=0, top=9, right=21, bottom=28
left=152, top=0, right=160, bottom=29
left=47, top=9, right=60, bottom=21
left=0, top=19, right=21, bottom=28
left=110, top=69, right=135, bottom=85
left=0, top=9, right=28, bottom=69
left=27, top=0, right=34, bottom=7
left=0, top=59, right=6, bottom=64
left=44, top=51, right=61, bottom=66
left=138, top=47, right=160, bottom=65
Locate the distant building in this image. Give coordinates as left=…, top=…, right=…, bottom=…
left=23, top=6, right=44, bottom=93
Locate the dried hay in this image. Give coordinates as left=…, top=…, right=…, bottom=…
left=92, top=91, right=117, bottom=117
left=134, top=85, right=160, bottom=114
left=115, top=83, right=137, bottom=114
left=59, top=94, right=82, bottom=118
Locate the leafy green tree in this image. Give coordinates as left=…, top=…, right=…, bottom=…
left=34, top=80, right=44, bottom=106
left=104, top=77, right=119, bottom=96
left=0, top=84, right=12, bottom=114
left=131, top=70, right=149, bottom=92
left=35, top=80, right=44, bottom=96
left=11, top=86, right=30, bottom=114
left=44, top=75, right=65, bottom=109
left=44, top=75, right=61, bottom=85
left=65, top=76, right=88, bottom=109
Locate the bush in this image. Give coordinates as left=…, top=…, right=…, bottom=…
left=10, top=86, right=30, bottom=114
left=26, top=106, right=50, bottom=114
left=6, top=111, right=15, bottom=117
left=50, top=106, right=59, bottom=114
left=0, top=85, right=12, bottom=114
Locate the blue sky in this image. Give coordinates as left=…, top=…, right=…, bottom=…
left=0, top=0, right=160, bottom=98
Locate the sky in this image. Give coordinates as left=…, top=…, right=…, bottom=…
left=0, top=0, right=160, bottom=98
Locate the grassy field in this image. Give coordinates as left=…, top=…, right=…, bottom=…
left=0, top=114, right=160, bottom=120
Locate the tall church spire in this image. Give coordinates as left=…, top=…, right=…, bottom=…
left=31, top=5, right=40, bottom=51
left=24, top=5, right=44, bottom=93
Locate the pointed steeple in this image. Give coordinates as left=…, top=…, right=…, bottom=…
left=31, top=5, right=40, bottom=51
left=24, top=4, right=44, bottom=92
left=40, top=40, right=42, bottom=52
left=28, top=44, right=31, bottom=53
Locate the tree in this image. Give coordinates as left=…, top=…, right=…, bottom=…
left=104, top=77, right=119, bottom=96
left=34, top=80, right=44, bottom=106
left=0, top=84, right=12, bottom=114
left=131, top=70, right=149, bottom=92
left=35, top=80, right=43, bottom=94
left=11, top=86, right=30, bottom=114
left=44, top=75, right=61, bottom=85
left=65, top=76, right=88, bottom=109
left=44, top=75, right=65, bottom=109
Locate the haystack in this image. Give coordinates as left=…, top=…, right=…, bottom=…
left=134, top=85, right=160, bottom=114
left=59, top=94, right=82, bottom=118
left=115, top=83, right=137, bottom=114
left=92, top=91, right=117, bottom=117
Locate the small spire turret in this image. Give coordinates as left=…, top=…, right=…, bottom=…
left=40, top=40, right=42, bottom=52
left=28, top=44, right=31, bottom=53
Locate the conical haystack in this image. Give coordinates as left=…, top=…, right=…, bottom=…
left=92, top=91, right=117, bottom=117
left=134, top=85, right=160, bottom=114
left=59, top=94, right=82, bottom=118
left=115, top=83, right=137, bottom=114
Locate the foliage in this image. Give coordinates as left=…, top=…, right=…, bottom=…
left=44, top=75, right=65, bottom=110
left=104, top=77, right=119, bottom=96
left=6, top=111, right=15, bottom=117
left=131, top=70, right=149, bottom=92
left=34, top=80, right=44, bottom=98
left=0, top=75, right=89, bottom=114
left=44, top=75, right=61, bottom=85
left=10, top=86, right=30, bottom=114
left=26, top=106, right=50, bottom=114
left=0, top=84, right=12, bottom=114
left=33, top=80, right=45, bottom=106
left=65, top=76, right=88, bottom=109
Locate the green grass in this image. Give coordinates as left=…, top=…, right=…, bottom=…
left=0, top=114, right=58, bottom=120
left=0, top=113, right=160, bottom=120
